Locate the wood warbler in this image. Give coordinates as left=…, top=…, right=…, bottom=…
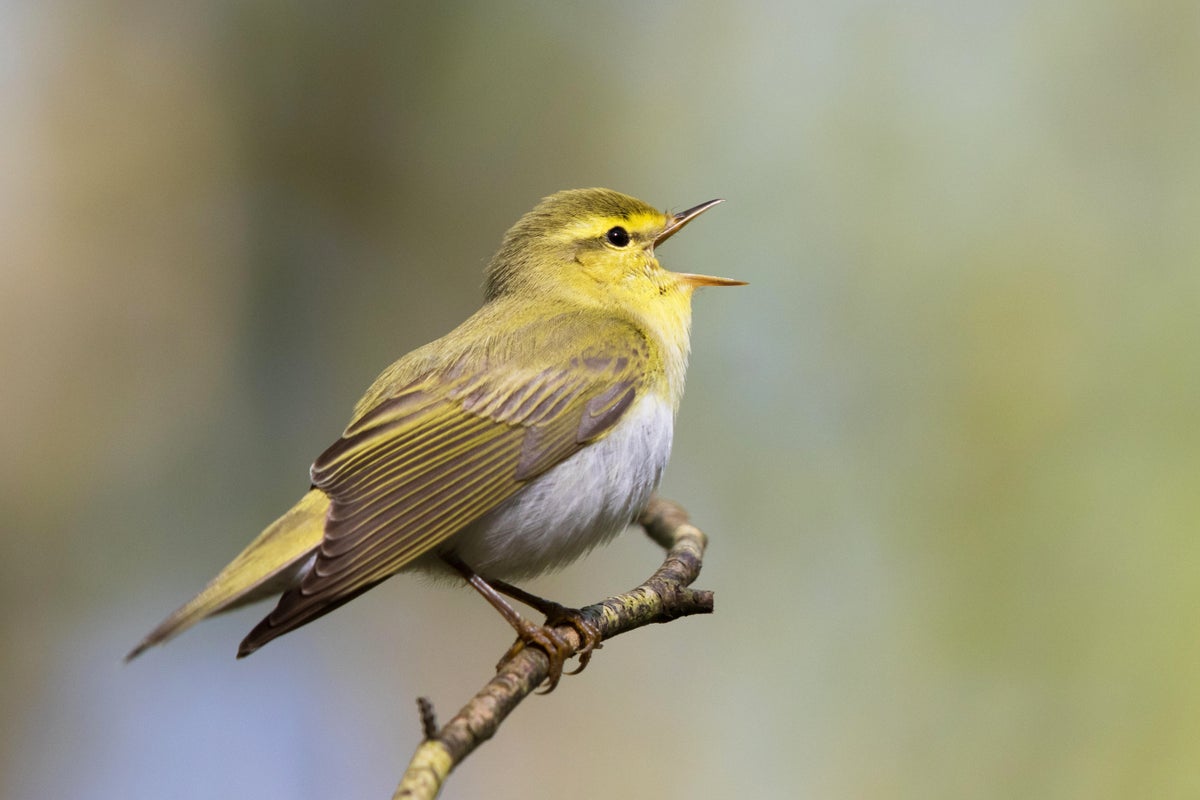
left=128, top=188, right=743, bottom=687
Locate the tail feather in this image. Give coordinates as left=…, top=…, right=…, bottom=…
left=236, top=575, right=385, bottom=658
left=126, top=489, right=330, bottom=661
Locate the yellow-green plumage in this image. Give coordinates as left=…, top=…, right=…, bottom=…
left=126, top=490, right=329, bottom=659
left=127, top=188, right=741, bottom=661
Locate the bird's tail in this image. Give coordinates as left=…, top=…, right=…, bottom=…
left=125, top=489, right=329, bottom=661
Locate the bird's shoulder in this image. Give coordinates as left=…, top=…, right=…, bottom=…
left=346, top=300, right=659, bottom=431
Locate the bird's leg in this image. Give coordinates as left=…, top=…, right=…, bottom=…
left=442, top=556, right=573, bottom=693
left=487, top=578, right=603, bottom=675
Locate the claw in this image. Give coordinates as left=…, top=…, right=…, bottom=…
left=544, top=606, right=602, bottom=675
left=486, top=578, right=605, bottom=679
left=495, top=607, right=603, bottom=691
left=497, top=618, right=574, bottom=692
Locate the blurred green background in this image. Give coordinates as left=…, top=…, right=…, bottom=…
left=4, top=1, right=1199, bottom=798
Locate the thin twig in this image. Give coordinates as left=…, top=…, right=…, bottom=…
left=416, top=697, right=438, bottom=740
left=392, top=495, right=713, bottom=799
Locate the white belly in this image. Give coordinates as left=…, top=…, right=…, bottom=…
left=435, top=393, right=674, bottom=580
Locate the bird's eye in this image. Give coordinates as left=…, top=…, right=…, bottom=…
left=605, top=226, right=631, bottom=247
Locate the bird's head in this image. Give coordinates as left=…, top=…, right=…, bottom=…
left=484, top=188, right=744, bottom=310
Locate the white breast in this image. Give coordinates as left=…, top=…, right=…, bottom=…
left=441, top=393, right=675, bottom=580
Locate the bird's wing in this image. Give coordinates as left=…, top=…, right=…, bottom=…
left=238, top=324, right=650, bottom=654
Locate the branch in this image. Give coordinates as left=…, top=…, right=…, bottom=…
left=392, top=495, right=714, bottom=799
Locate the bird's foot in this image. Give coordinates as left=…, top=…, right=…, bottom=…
left=540, top=602, right=603, bottom=675
left=488, top=579, right=604, bottom=680
left=497, top=618, right=576, bottom=693
left=497, top=603, right=603, bottom=690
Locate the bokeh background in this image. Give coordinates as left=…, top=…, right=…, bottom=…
left=4, top=2, right=1199, bottom=798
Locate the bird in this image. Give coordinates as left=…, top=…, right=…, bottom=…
left=127, top=188, right=743, bottom=689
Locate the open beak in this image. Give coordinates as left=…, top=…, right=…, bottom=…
left=675, top=272, right=747, bottom=288
left=655, top=198, right=725, bottom=247
left=656, top=198, right=747, bottom=288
